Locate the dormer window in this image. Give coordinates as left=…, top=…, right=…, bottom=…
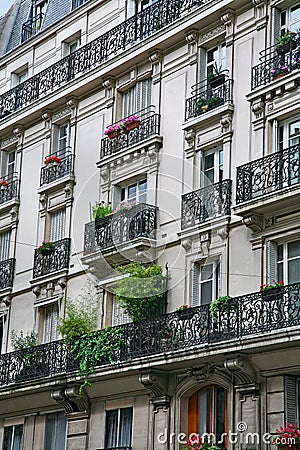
left=21, top=0, right=48, bottom=42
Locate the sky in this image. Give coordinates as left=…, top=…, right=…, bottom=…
left=0, top=0, right=15, bottom=17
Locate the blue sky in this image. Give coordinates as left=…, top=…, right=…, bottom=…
left=0, top=0, right=15, bottom=17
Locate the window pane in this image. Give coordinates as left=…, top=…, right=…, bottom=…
left=215, top=388, right=226, bottom=442
left=199, top=389, right=210, bottom=434
left=3, top=427, right=13, bottom=450
left=278, top=262, right=283, bottom=283
left=44, top=414, right=56, bottom=450
left=119, top=408, right=133, bottom=446
left=13, top=425, right=23, bottom=450
left=55, top=412, right=67, bottom=450
left=288, top=259, right=300, bottom=284
left=201, top=281, right=212, bottom=305
left=277, top=244, right=283, bottom=261
left=105, top=410, right=118, bottom=448
left=201, top=264, right=213, bottom=282
left=288, top=240, right=300, bottom=258
left=127, top=184, right=137, bottom=199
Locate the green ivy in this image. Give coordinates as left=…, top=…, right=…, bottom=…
left=114, top=262, right=168, bottom=322
left=72, top=327, right=123, bottom=394
left=209, top=295, right=234, bottom=319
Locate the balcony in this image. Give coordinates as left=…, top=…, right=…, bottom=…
left=0, top=0, right=210, bottom=120
left=0, top=173, right=19, bottom=207
left=84, top=203, right=157, bottom=256
left=185, top=78, right=233, bottom=121
left=0, top=259, right=15, bottom=290
left=97, top=448, right=132, bottom=450
left=181, top=180, right=232, bottom=230
left=100, top=107, right=161, bottom=160
left=236, top=145, right=300, bottom=212
left=33, top=238, right=71, bottom=279
left=1, top=282, right=300, bottom=388
left=40, top=148, right=74, bottom=186
left=252, top=36, right=300, bottom=89
left=21, top=13, right=44, bottom=43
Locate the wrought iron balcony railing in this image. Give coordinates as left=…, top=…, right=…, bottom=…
left=0, top=0, right=211, bottom=120
left=0, top=259, right=15, bottom=290
left=84, top=203, right=157, bottom=255
left=97, top=447, right=132, bottom=450
left=185, top=78, right=233, bottom=121
left=0, top=282, right=300, bottom=387
left=252, top=35, right=300, bottom=89
left=181, top=180, right=232, bottom=229
left=40, top=147, right=74, bottom=186
left=21, top=13, right=44, bottom=43
left=33, top=238, right=71, bottom=279
left=236, top=145, right=300, bottom=204
left=100, top=107, right=160, bottom=160
left=0, top=173, right=19, bottom=206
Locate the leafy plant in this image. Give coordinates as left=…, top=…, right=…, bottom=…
left=197, top=97, right=208, bottom=108
left=278, top=30, right=297, bottom=46
left=114, top=262, right=168, bottom=322
left=260, top=280, right=284, bottom=292
left=11, top=330, right=38, bottom=351
left=72, top=327, right=123, bottom=394
left=92, top=201, right=113, bottom=219
left=184, top=436, right=220, bottom=450
left=58, top=283, right=99, bottom=342
left=207, top=62, right=225, bottom=81
left=207, top=96, right=222, bottom=107
left=209, top=295, right=233, bottom=318
left=38, top=241, right=55, bottom=254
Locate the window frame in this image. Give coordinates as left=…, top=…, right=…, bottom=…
left=43, top=411, right=67, bottom=450
left=206, top=43, right=226, bottom=80
left=192, top=260, right=220, bottom=307
left=267, top=236, right=300, bottom=285
left=201, top=147, right=224, bottom=187
left=2, top=424, right=24, bottom=450
left=280, top=3, right=300, bottom=34
left=104, top=407, right=133, bottom=448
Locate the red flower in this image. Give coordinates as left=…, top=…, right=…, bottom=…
left=45, top=155, right=62, bottom=164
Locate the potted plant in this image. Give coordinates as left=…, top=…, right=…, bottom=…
left=104, top=123, right=122, bottom=139
left=11, top=330, right=40, bottom=381
left=276, top=30, right=298, bottom=55
left=0, top=179, right=9, bottom=190
left=270, top=65, right=289, bottom=80
left=272, top=423, right=300, bottom=449
left=209, top=295, right=234, bottom=319
left=92, top=201, right=113, bottom=219
left=207, top=63, right=227, bottom=88
left=197, top=97, right=208, bottom=113
left=184, top=436, right=220, bottom=450
left=121, top=114, right=141, bottom=132
left=175, top=305, right=194, bottom=320
left=260, top=280, right=284, bottom=301
left=44, top=155, right=62, bottom=165
left=207, top=96, right=224, bottom=109
left=38, top=241, right=55, bottom=256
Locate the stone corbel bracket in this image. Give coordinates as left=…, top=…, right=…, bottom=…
left=139, top=372, right=169, bottom=400
left=149, top=50, right=163, bottom=84
left=52, top=385, right=90, bottom=414
left=185, top=29, right=198, bottom=65
left=224, top=356, right=259, bottom=390
left=243, top=214, right=263, bottom=233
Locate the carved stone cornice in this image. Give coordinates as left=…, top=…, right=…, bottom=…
left=52, top=385, right=90, bottom=414
left=102, top=76, right=115, bottom=89
left=243, top=214, right=263, bottom=232
left=198, top=25, right=225, bottom=44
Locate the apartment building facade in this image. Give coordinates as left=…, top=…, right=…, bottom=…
left=0, top=0, right=299, bottom=448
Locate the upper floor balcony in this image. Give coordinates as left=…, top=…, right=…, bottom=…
left=100, top=107, right=161, bottom=161
left=252, top=34, right=300, bottom=90
left=0, top=0, right=209, bottom=121
left=1, top=281, right=300, bottom=388
left=40, top=148, right=74, bottom=187
left=33, top=238, right=71, bottom=279
left=0, top=173, right=19, bottom=207
left=181, top=180, right=232, bottom=230
left=185, top=78, right=233, bottom=121
left=83, top=203, right=157, bottom=258
left=21, top=13, right=44, bottom=43
left=235, top=145, right=300, bottom=214
left=0, top=259, right=15, bottom=291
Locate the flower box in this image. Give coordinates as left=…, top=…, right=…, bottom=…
left=122, top=115, right=141, bottom=133
left=45, top=155, right=62, bottom=165
left=209, top=73, right=226, bottom=88
left=276, top=41, right=298, bottom=55
left=104, top=124, right=122, bottom=139
left=107, top=130, right=121, bottom=139
left=38, top=241, right=55, bottom=256
left=0, top=180, right=9, bottom=190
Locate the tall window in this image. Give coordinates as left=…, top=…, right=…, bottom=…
left=0, top=231, right=11, bottom=262
left=202, top=148, right=223, bottom=186
left=44, top=412, right=66, bottom=450
left=120, top=179, right=147, bottom=205
left=42, top=303, right=58, bottom=343
left=50, top=209, right=66, bottom=242
left=206, top=44, right=226, bottom=80
left=188, top=386, right=227, bottom=444
left=2, top=425, right=23, bottom=450
left=105, top=408, right=133, bottom=449
left=1, top=149, right=16, bottom=178
left=192, top=261, right=220, bottom=306
left=278, top=117, right=300, bottom=150
left=52, top=123, right=70, bottom=157
left=267, top=239, right=300, bottom=285
left=280, top=3, right=300, bottom=34
left=122, top=79, right=152, bottom=117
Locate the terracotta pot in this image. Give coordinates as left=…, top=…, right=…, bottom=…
left=107, top=130, right=121, bottom=139
left=272, top=73, right=287, bottom=81
left=123, top=121, right=140, bottom=133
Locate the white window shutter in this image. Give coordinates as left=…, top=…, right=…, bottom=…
left=43, top=303, right=58, bottom=343
left=267, top=240, right=278, bottom=284
left=50, top=209, right=66, bottom=242
left=199, top=47, right=207, bottom=82
left=191, top=264, right=200, bottom=307
left=284, top=376, right=297, bottom=424
left=272, top=7, right=281, bottom=44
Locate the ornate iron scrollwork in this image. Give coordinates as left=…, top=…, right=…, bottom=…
left=32, top=238, right=71, bottom=278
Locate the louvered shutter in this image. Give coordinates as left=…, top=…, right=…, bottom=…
left=284, top=376, right=297, bottom=424
left=43, top=303, right=58, bottom=343
left=122, top=79, right=152, bottom=116
left=272, top=7, right=281, bottom=44
left=191, top=264, right=200, bottom=307
left=198, top=47, right=207, bottom=83
left=50, top=209, right=66, bottom=242
left=267, top=240, right=278, bottom=285
left=0, top=230, right=11, bottom=262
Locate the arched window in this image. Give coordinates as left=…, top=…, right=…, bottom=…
left=188, top=385, right=227, bottom=446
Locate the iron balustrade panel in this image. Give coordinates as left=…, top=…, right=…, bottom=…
left=33, top=238, right=71, bottom=278
left=83, top=203, right=157, bottom=255
left=185, top=79, right=233, bottom=120
left=40, top=151, right=74, bottom=186
left=0, top=339, right=78, bottom=386
left=252, top=38, right=300, bottom=89
left=21, top=13, right=44, bottom=43
left=236, top=145, right=300, bottom=204
left=181, top=180, right=232, bottom=229
left=0, top=173, right=19, bottom=206
left=0, top=0, right=212, bottom=120
left=0, top=259, right=15, bottom=290
left=100, top=112, right=160, bottom=159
